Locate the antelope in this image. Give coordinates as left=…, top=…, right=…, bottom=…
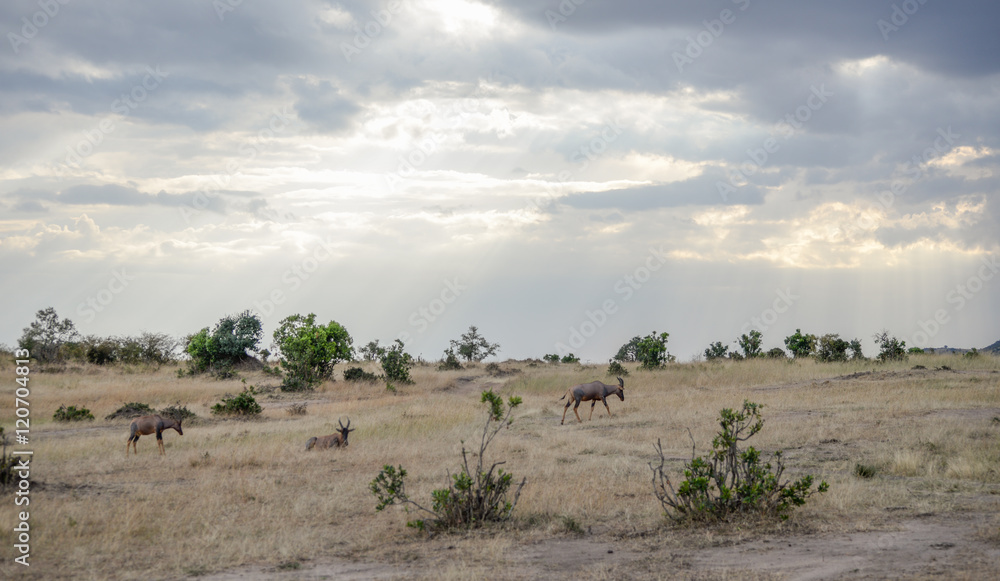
left=560, top=377, right=625, bottom=424
left=126, top=415, right=183, bottom=456
left=305, top=418, right=355, bottom=451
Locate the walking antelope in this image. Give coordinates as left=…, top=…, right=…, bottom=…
left=305, top=418, right=355, bottom=450
left=126, top=415, right=183, bottom=456
left=560, top=377, right=625, bottom=424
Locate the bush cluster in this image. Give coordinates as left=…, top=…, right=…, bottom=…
left=211, top=386, right=263, bottom=417
left=53, top=405, right=95, bottom=422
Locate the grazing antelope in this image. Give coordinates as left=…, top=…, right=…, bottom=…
left=126, top=415, right=183, bottom=456
left=560, top=377, right=625, bottom=424
left=305, top=418, right=355, bottom=451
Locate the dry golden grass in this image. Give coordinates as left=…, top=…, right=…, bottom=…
left=1, top=354, right=999, bottom=580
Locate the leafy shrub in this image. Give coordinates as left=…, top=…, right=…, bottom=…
left=816, top=334, right=851, bottom=362
left=380, top=339, right=414, bottom=384
left=211, top=386, right=263, bottom=417
left=736, top=330, right=763, bottom=359
left=560, top=353, right=580, bottom=364
left=636, top=331, right=674, bottom=369
left=449, top=325, right=500, bottom=362
left=273, top=313, right=353, bottom=390
left=158, top=404, right=197, bottom=424
left=963, top=348, right=980, bottom=359
left=184, top=310, right=263, bottom=375
left=438, top=347, right=464, bottom=370
left=105, top=402, right=156, bottom=421
left=704, top=341, right=729, bottom=360
left=650, top=400, right=828, bottom=523
left=53, top=405, right=95, bottom=422
left=874, top=330, right=907, bottom=362
left=542, top=353, right=560, bottom=364
left=358, top=340, right=384, bottom=361
left=344, top=366, right=379, bottom=382
left=371, top=390, right=526, bottom=531
left=784, top=329, right=816, bottom=358
left=765, top=347, right=787, bottom=359
left=607, top=360, right=629, bottom=377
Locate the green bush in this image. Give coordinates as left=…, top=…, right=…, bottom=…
left=542, top=353, right=560, bottom=364
left=607, top=360, right=629, bottom=377
left=438, top=348, right=464, bottom=370
left=736, top=330, right=763, bottom=359
left=18, top=307, right=79, bottom=363
left=560, top=353, right=580, bottom=364
left=765, top=347, right=787, bottom=359
left=184, top=311, right=262, bottom=375
left=344, top=366, right=379, bottom=382
left=874, top=331, right=907, bottom=362
left=380, top=339, right=414, bottom=384
left=158, top=404, right=197, bottom=424
left=53, top=405, right=95, bottom=422
left=816, top=334, right=851, bottom=362
left=273, top=313, right=353, bottom=390
left=704, top=341, right=729, bottom=360
left=650, top=400, right=828, bottom=523
left=636, top=331, right=673, bottom=369
left=784, top=329, right=816, bottom=358
left=211, top=386, right=263, bottom=417
left=371, top=390, right=526, bottom=531
left=105, top=402, right=156, bottom=420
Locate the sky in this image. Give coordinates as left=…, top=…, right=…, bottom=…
left=1, top=0, right=998, bottom=363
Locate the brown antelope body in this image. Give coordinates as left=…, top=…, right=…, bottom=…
left=126, top=414, right=183, bottom=456
left=560, top=377, right=625, bottom=424
left=305, top=418, right=355, bottom=451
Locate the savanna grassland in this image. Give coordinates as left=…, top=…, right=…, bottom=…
left=2, top=355, right=1000, bottom=580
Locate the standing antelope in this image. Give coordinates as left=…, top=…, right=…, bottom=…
left=126, top=414, right=183, bottom=456
left=305, top=418, right=355, bottom=450
left=560, top=377, right=625, bottom=424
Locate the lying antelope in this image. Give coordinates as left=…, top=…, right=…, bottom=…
left=126, top=414, right=183, bottom=456
left=305, top=418, right=355, bottom=451
left=560, top=377, right=625, bottom=424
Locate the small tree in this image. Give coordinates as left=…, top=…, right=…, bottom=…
left=371, top=390, right=526, bottom=531
left=19, top=307, right=79, bottom=363
left=560, top=353, right=580, bottom=364
left=359, top=340, right=384, bottom=361
left=650, top=400, right=828, bottom=523
left=613, top=336, right=641, bottom=362
left=704, top=341, right=729, bottom=361
left=542, top=353, right=560, bottom=364
left=184, top=310, right=263, bottom=375
left=273, top=314, right=353, bottom=390
left=450, top=325, right=500, bottom=362
left=816, top=334, right=850, bottom=362
left=873, top=330, right=907, bottom=362
left=848, top=339, right=865, bottom=360
left=636, top=331, right=673, bottom=369
left=736, top=330, right=763, bottom=359
left=784, top=329, right=816, bottom=358
left=380, top=339, right=414, bottom=384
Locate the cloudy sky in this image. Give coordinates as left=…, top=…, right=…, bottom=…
left=1, top=0, right=998, bottom=362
